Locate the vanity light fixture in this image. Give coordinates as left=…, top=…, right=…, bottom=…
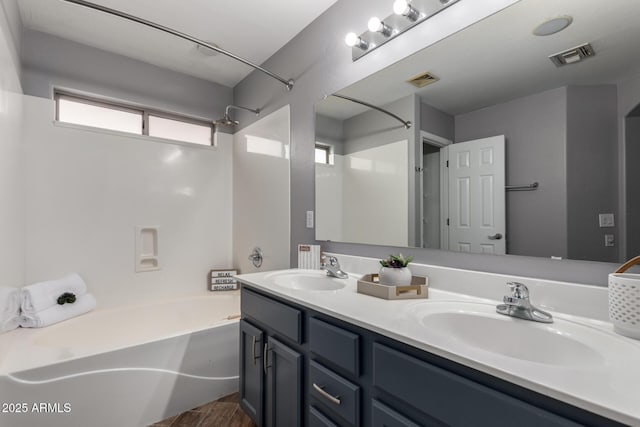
left=368, top=16, right=394, bottom=37
left=345, top=0, right=461, bottom=61
left=345, top=32, right=370, bottom=50
left=393, top=0, right=420, bottom=22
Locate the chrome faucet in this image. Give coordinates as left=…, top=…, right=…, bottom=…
left=496, top=282, right=553, bottom=323
left=320, top=256, right=349, bottom=279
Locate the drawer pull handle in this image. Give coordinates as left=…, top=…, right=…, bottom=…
left=263, top=344, right=271, bottom=374
left=251, top=336, right=260, bottom=365
left=313, top=383, right=341, bottom=405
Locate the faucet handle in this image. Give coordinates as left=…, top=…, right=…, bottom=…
left=506, top=282, right=529, bottom=299
left=321, top=256, right=338, bottom=267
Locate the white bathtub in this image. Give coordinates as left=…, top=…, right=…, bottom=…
left=0, top=292, right=241, bottom=427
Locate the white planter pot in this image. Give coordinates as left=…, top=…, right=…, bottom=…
left=378, top=267, right=412, bottom=286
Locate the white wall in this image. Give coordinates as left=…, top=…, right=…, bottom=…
left=233, top=105, right=290, bottom=273
left=23, top=96, right=233, bottom=308
left=342, top=140, right=408, bottom=247
left=315, top=156, right=344, bottom=241
left=0, top=0, right=24, bottom=288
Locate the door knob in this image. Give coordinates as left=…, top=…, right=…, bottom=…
left=488, top=233, right=503, bottom=240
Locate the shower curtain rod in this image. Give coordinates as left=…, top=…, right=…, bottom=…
left=61, top=0, right=295, bottom=90
left=329, top=94, right=412, bottom=129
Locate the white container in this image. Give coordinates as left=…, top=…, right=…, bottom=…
left=609, top=271, right=640, bottom=339
left=379, top=267, right=412, bottom=286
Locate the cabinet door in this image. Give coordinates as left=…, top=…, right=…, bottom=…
left=265, top=336, right=303, bottom=427
left=372, top=400, right=421, bottom=427
left=239, top=319, right=264, bottom=426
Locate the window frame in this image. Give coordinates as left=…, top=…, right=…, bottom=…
left=315, top=143, right=331, bottom=165
left=54, top=90, right=215, bottom=146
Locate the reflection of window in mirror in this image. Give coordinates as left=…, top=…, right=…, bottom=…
left=315, top=143, right=332, bottom=165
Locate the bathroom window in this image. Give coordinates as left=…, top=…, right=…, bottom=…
left=315, top=144, right=331, bottom=164
left=54, top=91, right=213, bottom=146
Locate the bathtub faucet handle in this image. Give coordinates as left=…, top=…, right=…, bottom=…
left=248, top=247, right=263, bottom=268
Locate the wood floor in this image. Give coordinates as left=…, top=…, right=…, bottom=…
left=149, top=393, right=256, bottom=427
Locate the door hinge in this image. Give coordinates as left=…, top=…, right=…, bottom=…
left=446, top=218, right=450, bottom=226
left=446, top=160, right=449, bottom=167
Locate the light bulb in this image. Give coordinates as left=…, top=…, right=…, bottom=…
left=393, top=0, right=420, bottom=21
left=345, top=32, right=358, bottom=47
left=367, top=16, right=393, bottom=37
left=368, top=17, right=382, bottom=32
left=344, top=32, right=369, bottom=50
left=393, top=0, right=409, bottom=15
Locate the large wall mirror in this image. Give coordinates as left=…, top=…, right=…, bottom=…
left=315, top=0, right=640, bottom=263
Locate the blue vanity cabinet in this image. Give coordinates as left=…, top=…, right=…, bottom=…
left=239, top=284, right=626, bottom=427
left=240, top=288, right=304, bottom=427
left=371, top=400, right=421, bottom=427
left=265, top=336, right=303, bottom=427
left=239, top=319, right=264, bottom=426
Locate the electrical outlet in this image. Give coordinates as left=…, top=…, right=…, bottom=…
left=306, top=210, right=314, bottom=229
left=599, top=213, right=615, bottom=228
left=605, top=234, right=615, bottom=247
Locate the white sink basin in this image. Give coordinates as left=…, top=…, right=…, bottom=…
left=265, top=269, right=348, bottom=291
left=406, top=302, right=626, bottom=367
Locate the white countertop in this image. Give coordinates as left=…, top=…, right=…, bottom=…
left=236, top=267, right=640, bottom=426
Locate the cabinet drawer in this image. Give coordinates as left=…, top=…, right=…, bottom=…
left=309, top=361, right=360, bottom=426
left=310, top=317, right=360, bottom=375
left=241, top=287, right=302, bottom=343
left=309, top=406, right=339, bottom=427
left=373, top=343, right=581, bottom=427
left=372, top=400, right=420, bottom=427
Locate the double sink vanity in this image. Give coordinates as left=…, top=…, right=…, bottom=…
left=236, top=256, right=640, bottom=427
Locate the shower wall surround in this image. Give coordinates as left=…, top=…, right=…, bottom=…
left=22, top=96, right=234, bottom=308
left=0, top=0, right=24, bottom=289
left=233, top=105, right=291, bottom=274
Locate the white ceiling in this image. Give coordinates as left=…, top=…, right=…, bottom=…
left=318, top=0, right=640, bottom=120
left=17, top=0, right=339, bottom=88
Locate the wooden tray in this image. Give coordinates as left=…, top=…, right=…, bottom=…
left=357, top=274, right=428, bottom=300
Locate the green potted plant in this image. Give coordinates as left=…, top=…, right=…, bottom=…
left=379, top=253, right=413, bottom=286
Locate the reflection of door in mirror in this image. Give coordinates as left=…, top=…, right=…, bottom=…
left=419, top=132, right=451, bottom=249
left=445, top=136, right=506, bottom=255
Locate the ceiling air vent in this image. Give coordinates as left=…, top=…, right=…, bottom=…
left=549, top=43, right=595, bottom=67
left=406, top=71, right=439, bottom=88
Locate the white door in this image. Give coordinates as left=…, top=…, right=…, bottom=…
left=446, top=135, right=506, bottom=254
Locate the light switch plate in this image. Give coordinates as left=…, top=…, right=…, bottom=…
left=306, top=211, right=314, bottom=229
left=599, top=213, right=615, bottom=228
left=605, top=234, right=615, bottom=247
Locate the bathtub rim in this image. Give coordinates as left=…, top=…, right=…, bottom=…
left=0, top=290, right=241, bottom=376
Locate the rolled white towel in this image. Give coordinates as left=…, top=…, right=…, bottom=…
left=0, top=286, right=21, bottom=333
left=20, top=293, right=96, bottom=328
left=21, top=273, right=87, bottom=315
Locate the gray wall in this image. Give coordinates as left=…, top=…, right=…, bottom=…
left=315, top=114, right=344, bottom=154
left=618, top=73, right=640, bottom=260
left=21, top=30, right=233, bottom=124
left=455, top=87, right=568, bottom=258
left=232, top=0, right=620, bottom=286
left=421, top=101, right=454, bottom=141
left=342, top=95, right=415, bottom=154
left=0, top=0, right=21, bottom=78
left=626, top=115, right=640, bottom=258
left=566, top=85, right=618, bottom=262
